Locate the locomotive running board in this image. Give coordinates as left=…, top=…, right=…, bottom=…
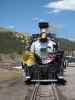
left=31, top=79, right=57, bottom=82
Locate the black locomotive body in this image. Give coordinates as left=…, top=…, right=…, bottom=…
left=22, top=49, right=65, bottom=82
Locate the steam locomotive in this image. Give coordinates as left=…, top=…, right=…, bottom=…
left=21, top=22, right=65, bottom=83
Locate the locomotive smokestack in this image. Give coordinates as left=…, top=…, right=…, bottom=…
left=38, top=22, right=49, bottom=33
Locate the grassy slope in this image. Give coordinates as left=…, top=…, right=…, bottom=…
left=57, top=38, right=75, bottom=50
left=0, top=31, right=25, bottom=54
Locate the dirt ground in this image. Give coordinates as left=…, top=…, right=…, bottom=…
left=58, top=66, right=75, bottom=100
left=0, top=68, right=33, bottom=100
left=0, top=65, right=75, bottom=100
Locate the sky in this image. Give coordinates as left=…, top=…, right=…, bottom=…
left=0, top=0, right=75, bottom=41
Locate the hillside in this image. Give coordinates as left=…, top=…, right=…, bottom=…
left=57, top=38, right=75, bottom=50
left=57, top=38, right=75, bottom=55
left=0, top=29, right=25, bottom=54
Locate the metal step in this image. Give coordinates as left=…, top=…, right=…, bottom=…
left=31, top=79, right=57, bottom=82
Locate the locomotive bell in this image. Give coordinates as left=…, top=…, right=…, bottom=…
left=38, top=22, right=49, bottom=33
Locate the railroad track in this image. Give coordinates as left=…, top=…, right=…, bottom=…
left=25, top=82, right=60, bottom=100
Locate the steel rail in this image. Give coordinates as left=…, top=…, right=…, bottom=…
left=30, top=83, right=40, bottom=100
left=30, top=83, right=60, bottom=100
left=51, top=83, right=60, bottom=100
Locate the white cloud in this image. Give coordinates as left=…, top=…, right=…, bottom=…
left=32, top=17, right=39, bottom=21
left=32, top=17, right=46, bottom=22
left=5, top=25, right=15, bottom=29
left=8, top=26, right=15, bottom=29
left=48, top=9, right=61, bottom=14
left=45, top=0, right=75, bottom=13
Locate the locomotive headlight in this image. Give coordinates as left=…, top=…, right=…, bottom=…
left=40, top=28, right=48, bottom=33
